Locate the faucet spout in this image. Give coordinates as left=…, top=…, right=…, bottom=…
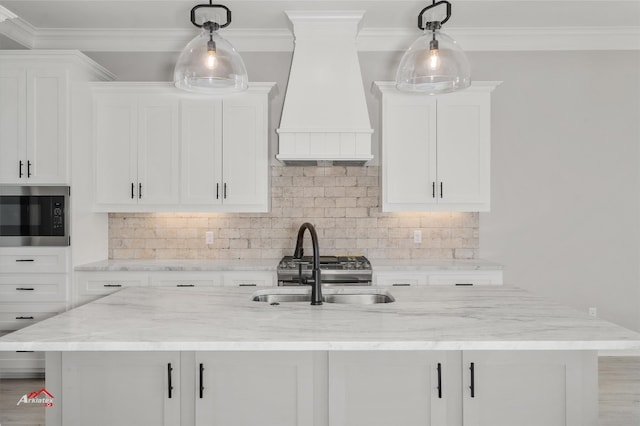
left=293, top=222, right=322, bottom=305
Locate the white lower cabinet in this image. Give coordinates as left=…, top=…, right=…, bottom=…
left=373, top=270, right=503, bottom=287
left=328, top=351, right=461, bottom=426
left=462, top=351, right=597, bottom=426
left=195, top=352, right=316, bottom=426
left=74, top=271, right=149, bottom=306
left=60, top=352, right=180, bottom=426
left=50, top=350, right=597, bottom=426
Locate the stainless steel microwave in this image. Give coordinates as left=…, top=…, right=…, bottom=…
left=0, top=186, right=70, bottom=247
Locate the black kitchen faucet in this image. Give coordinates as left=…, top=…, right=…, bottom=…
left=293, top=222, right=322, bottom=305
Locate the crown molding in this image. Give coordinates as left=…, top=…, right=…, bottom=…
left=0, top=6, right=17, bottom=22
left=1, top=24, right=639, bottom=52
left=0, top=17, right=36, bottom=48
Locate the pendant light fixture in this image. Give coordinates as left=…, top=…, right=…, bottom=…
left=174, top=2, right=248, bottom=94
left=396, top=0, right=470, bottom=94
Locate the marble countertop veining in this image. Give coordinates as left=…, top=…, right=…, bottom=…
left=0, top=286, right=638, bottom=352
left=74, top=258, right=502, bottom=272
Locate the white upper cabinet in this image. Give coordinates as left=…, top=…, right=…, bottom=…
left=374, top=82, right=500, bottom=212
left=93, top=88, right=180, bottom=210
left=0, top=66, right=68, bottom=184
left=93, top=83, right=274, bottom=212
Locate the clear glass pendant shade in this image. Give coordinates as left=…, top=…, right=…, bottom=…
left=174, top=28, right=248, bottom=94
left=396, top=28, right=470, bottom=94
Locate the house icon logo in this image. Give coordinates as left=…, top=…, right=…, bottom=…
left=17, top=388, right=54, bottom=407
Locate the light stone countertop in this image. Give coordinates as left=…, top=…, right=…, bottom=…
left=74, top=258, right=502, bottom=272
left=1, top=285, right=638, bottom=352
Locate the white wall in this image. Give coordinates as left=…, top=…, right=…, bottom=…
left=473, top=51, right=640, bottom=331
left=85, top=49, right=640, bottom=331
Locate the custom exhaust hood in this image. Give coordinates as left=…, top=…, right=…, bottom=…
left=276, top=11, right=373, bottom=166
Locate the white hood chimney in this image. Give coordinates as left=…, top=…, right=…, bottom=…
left=276, top=11, right=373, bottom=165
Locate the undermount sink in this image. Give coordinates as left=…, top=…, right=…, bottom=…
left=252, top=290, right=395, bottom=305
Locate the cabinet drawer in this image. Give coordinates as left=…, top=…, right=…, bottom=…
left=77, top=272, right=148, bottom=297
left=222, top=272, right=275, bottom=287
left=0, top=275, right=67, bottom=302
left=427, top=271, right=503, bottom=286
left=0, top=302, right=66, bottom=332
left=149, top=272, right=222, bottom=288
left=373, top=273, right=428, bottom=287
left=0, top=247, right=68, bottom=273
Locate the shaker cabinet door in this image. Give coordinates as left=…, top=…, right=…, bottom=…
left=462, top=351, right=598, bottom=426
left=195, top=352, right=315, bottom=426
left=0, top=67, right=26, bottom=183
left=62, top=352, right=181, bottom=426
left=93, top=94, right=138, bottom=206
left=329, top=351, right=460, bottom=426
left=180, top=98, right=223, bottom=206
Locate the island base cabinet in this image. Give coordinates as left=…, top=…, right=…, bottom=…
left=462, top=351, right=598, bottom=426
left=194, top=352, right=317, bottom=426
left=328, top=351, right=462, bottom=426
left=57, top=352, right=181, bottom=426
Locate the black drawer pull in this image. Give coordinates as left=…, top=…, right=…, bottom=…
left=455, top=283, right=474, bottom=286
left=16, top=316, right=35, bottom=320
left=177, top=284, right=195, bottom=287
left=199, top=363, right=205, bottom=398
left=437, top=362, right=443, bottom=398
left=103, top=284, right=122, bottom=288
left=469, top=362, right=475, bottom=398
left=16, top=287, right=35, bottom=291
left=168, top=363, right=174, bottom=399
left=392, top=283, right=411, bottom=287
left=238, top=283, right=257, bottom=287
left=15, top=259, right=35, bottom=262
left=16, top=350, right=34, bottom=353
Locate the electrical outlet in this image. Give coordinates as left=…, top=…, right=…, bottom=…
left=588, top=307, right=597, bottom=318
left=205, top=231, right=214, bottom=245
left=413, top=230, right=422, bottom=244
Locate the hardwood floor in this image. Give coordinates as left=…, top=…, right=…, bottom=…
left=0, top=357, right=638, bottom=425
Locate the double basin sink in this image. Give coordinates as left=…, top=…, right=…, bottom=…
left=252, top=289, right=395, bottom=305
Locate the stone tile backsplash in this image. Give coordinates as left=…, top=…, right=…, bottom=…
left=108, top=166, right=479, bottom=260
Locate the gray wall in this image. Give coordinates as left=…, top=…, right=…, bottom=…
left=86, top=49, right=640, bottom=331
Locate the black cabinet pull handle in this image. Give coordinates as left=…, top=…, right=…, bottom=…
left=16, top=350, right=34, bottom=353
left=177, top=284, right=194, bottom=287
left=19, top=160, right=23, bottom=178
left=199, top=363, right=204, bottom=398
left=139, top=183, right=142, bottom=199
left=437, top=362, right=442, bottom=399
left=455, top=283, right=474, bottom=286
left=238, top=283, right=257, bottom=287
left=27, top=160, right=32, bottom=177
left=469, top=362, right=475, bottom=398
left=216, top=183, right=219, bottom=200
left=16, top=316, right=35, bottom=320
left=440, top=182, right=443, bottom=198
left=15, top=259, right=35, bottom=262
left=103, top=284, right=122, bottom=288
left=223, top=183, right=227, bottom=199
left=131, top=182, right=135, bottom=199
left=16, top=287, right=34, bottom=291
left=432, top=181, right=435, bottom=198
left=392, top=283, right=411, bottom=287
left=168, top=363, right=174, bottom=399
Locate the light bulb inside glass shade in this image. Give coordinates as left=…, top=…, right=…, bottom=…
left=396, top=29, right=470, bottom=94
left=174, top=28, right=248, bottom=94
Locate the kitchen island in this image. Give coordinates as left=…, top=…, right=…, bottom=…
left=1, top=285, right=639, bottom=426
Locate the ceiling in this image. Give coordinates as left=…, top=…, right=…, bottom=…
left=1, top=0, right=639, bottom=52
